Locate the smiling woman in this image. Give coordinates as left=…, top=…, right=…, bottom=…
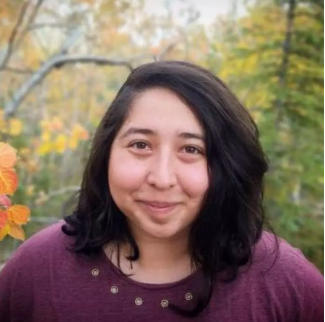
left=0, top=61, right=323, bottom=322
left=108, top=87, right=208, bottom=242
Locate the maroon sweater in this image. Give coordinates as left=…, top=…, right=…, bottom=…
left=0, top=222, right=323, bottom=322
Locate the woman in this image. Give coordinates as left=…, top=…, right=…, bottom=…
left=0, top=61, right=323, bottom=322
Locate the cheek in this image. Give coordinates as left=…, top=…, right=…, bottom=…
left=108, top=151, right=146, bottom=193
left=178, top=164, right=209, bottom=200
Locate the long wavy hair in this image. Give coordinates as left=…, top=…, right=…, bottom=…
left=63, top=60, right=269, bottom=317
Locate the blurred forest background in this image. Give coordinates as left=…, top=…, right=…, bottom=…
left=0, top=0, right=323, bottom=271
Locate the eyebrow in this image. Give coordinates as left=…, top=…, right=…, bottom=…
left=120, top=127, right=205, bottom=142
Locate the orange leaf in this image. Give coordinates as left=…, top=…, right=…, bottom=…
left=0, top=194, right=11, bottom=207
left=7, top=205, right=30, bottom=225
left=0, top=168, right=18, bottom=195
left=0, top=225, right=9, bottom=241
left=0, top=209, right=8, bottom=230
left=8, top=222, right=25, bottom=240
left=0, top=142, right=17, bottom=169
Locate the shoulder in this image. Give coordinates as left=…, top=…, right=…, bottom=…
left=248, top=231, right=324, bottom=321
left=0, top=220, right=72, bottom=275
left=18, top=220, right=67, bottom=250
left=0, top=221, right=75, bottom=321
left=253, top=231, right=322, bottom=278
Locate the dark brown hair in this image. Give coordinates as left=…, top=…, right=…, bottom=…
left=63, top=60, right=270, bottom=317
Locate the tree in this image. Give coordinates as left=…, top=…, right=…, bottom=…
left=207, top=0, right=324, bottom=270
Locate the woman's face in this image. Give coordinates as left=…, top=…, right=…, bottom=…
left=108, top=87, right=209, bottom=240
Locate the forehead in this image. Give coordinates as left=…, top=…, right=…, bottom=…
left=123, top=87, right=204, bottom=133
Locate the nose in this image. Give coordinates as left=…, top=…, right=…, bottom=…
left=146, top=150, right=177, bottom=190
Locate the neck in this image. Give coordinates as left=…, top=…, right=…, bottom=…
left=105, top=229, right=194, bottom=284
left=131, top=229, right=191, bottom=271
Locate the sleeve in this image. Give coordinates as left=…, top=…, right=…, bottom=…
left=259, top=234, right=324, bottom=322
left=0, top=246, right=35, bottom=322
left=297, top=250, right=324, bottom=322
left=0, top=223, right=65, bottom=322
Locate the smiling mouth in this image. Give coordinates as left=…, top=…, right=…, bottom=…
left=138, top=201, right=180, bottom=215
left=140, top=201, right=179, bottom=207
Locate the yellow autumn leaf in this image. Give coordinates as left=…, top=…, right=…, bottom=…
left=72, top=124, right=89, bottom=141
left=41, top=131, right=51, bottom=142
left=8, top=221, right=25, bottom=240
left=54, top=134, right=67, bottom=153
left=0, top=224, right=9, bottom=241
left=7, top=205, right=30, bottom=225
left=68, top=137, right=78, bottom=150
left=9, top=118, right=23, bottom=136
left=37, top=142, right=52, bottom=155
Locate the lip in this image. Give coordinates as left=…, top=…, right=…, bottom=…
left=139, top=201, right=180, bottom=207
left=137, top=200, right=180, bottom=215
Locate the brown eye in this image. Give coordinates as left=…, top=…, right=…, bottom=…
left=131, top=142, right=148, bottom=149
left=184, top=146, right=201, bottom=154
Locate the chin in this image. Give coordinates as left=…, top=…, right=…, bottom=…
left=140, top=222, right=188, bottom=240
left=147, top=230, right=177, bottom=239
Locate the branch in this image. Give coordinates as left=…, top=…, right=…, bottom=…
left=14, top=0, right=44, bottom=51
left=155, top=40, right=179, bottom=61
left=3, top=66, right=35, bottom=75
left=47, top=186, right=80, bottom=198
left=33, top=30, right=51, bottom=56
left=156, top=8, right=200, bottom=62
left=28, top=22, right=67, bottom=31
left=154, top=17, right=198, bottom=62
left=4, top=54, right=142, bottom=117
left=275, top=0, right=296, bottom=128
left=59, top=28, right=82, bottom=55
left=3, top=31, right=180, bottom=117
left=0, top=1, right=30, bottom=71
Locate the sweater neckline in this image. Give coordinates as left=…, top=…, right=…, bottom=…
left=99, top=249, right=202, bottom=290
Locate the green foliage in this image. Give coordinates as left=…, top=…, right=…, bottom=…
left=207, top=0, right=324, bottom=271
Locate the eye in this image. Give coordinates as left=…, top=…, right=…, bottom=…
left=129, top=141, right=149, bottom=150
left=183, top=146, right=202, bottom=154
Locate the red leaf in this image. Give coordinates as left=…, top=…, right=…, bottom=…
left=0, top=194, right=12, bottom=207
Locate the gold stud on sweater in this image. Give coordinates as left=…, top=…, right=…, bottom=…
left=110, top=286, right=119, bottom=294
left=107, top=284, right=193, bottom=308
left=160, top=299, right=169, bottom=308
left=91, top=269, right=99, bottom=276
left=135, top=297, right=143, bottom=306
